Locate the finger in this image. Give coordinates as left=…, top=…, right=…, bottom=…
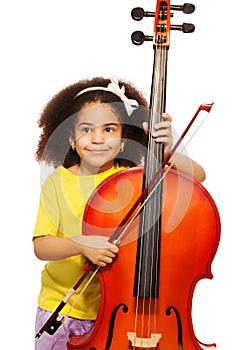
left=97, top=253, right=117, bottom=267
left=108, top=245, right=119, bottom=254
left=152, top=128, right=172, bottom=143
left=155, top=136, right=170, bottom=144
left=97, top=261, right=108, bottom=267
left=142, top=122, right=148, bottom=134
left=162, top=113, right=172, bottom=122
left=153, top=127, right=171, bottom=137
left=100, top=248, right=118, bottom=259
left=154, top=120, right=171, bottom=132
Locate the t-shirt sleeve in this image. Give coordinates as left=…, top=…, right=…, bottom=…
left=33, top=177, right=60, bottom=238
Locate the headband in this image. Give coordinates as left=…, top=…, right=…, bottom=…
left=74, top=77, right=139, bottom=116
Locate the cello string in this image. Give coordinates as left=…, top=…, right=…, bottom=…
left=147, top=114, right=158, bottom=337
left=134, top=50, right=157, bottom=338
left=142, top=73, right=156, bottom=338
left=145, top=46, right=166, bottom=337
left=133, top=214, right=144, bottom=338
left=138, top=45, right=166, bottom=339
left=132, top=92, right=157, bottom=336
left=130, top=46, right=167, bottom=341
left=152, top=46, right=168, bottom=334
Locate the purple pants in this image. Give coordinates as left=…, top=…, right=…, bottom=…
left=35, top=307, right=94, bottom=350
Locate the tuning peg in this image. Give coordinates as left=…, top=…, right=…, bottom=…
left=171, top=23, right=195, bottom=33
left=131, top=7, right=155, bottom=21
left=131, top=3, right=195, bottom=21
left=171, top=3, right=195, bottom=14
left=131, top=31, right=153, bottom=45
left=131, top=23, right=195, bottom=46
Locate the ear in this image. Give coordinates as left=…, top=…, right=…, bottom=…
left=120, top=141, right=125, bottom=152
left=69, top=135, right=75, bottom=150
left=121, top=138, right=126, bottom=147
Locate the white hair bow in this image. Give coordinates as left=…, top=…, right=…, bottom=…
left=75, top=77, right=139, bottom=116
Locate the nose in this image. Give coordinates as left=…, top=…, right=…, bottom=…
left=91, top=127, right=105, bottom=143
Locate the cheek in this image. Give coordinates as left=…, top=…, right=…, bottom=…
left=74, top=132, right=89, bottom=145
left=73, top=136, right=88, bottom=156
left=107, top=138, right=122, bottom=149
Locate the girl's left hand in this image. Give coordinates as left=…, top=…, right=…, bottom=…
left=142, top=113, right=173, bottom=157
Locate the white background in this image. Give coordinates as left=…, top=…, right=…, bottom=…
left=0, top=1, right=232, bottom=349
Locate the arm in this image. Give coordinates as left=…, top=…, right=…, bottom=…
left=167, top=152, right=206, bottom=183
left=33, top=235, right=119, bottom=267
left=33, top=174, right=119, bottom=267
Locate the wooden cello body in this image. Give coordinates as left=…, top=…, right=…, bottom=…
left=67, top=167, right=220, bottom=350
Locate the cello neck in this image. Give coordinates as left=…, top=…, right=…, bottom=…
left=147, top=46, right=168, bottom=178
left=133, top=0, right=171, bottom=299
left=146, top=0, right=171, bottom=181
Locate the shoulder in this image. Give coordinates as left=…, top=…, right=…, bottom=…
left=42, top=166, right=62, bottom=184
left=40, top=166, right=64, bottom=196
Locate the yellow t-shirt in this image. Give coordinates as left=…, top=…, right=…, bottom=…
left=33, top=164, right=125, bottom=319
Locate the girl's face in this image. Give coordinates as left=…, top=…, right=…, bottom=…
left=71, top=102, right=124, bottom=175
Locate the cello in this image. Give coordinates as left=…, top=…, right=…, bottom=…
left=67, top=1, right=221, bottom=349
left=36, top=1, right=221, bottom=348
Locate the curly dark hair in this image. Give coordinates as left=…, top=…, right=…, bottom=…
left=36, top=77, right=149, bottom=168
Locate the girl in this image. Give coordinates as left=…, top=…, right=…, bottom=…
left=33, top=77, right=205, bottom=350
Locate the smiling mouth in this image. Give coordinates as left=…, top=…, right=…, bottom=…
left=87, top=148, right=110, bottom=153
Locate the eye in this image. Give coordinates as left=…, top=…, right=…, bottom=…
left=105, top=127, right=114, bottom=133
left=82, top=127, right=91, bottom=133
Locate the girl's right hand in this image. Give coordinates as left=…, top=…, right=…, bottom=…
left=72, top=235, right=119, bottom=267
